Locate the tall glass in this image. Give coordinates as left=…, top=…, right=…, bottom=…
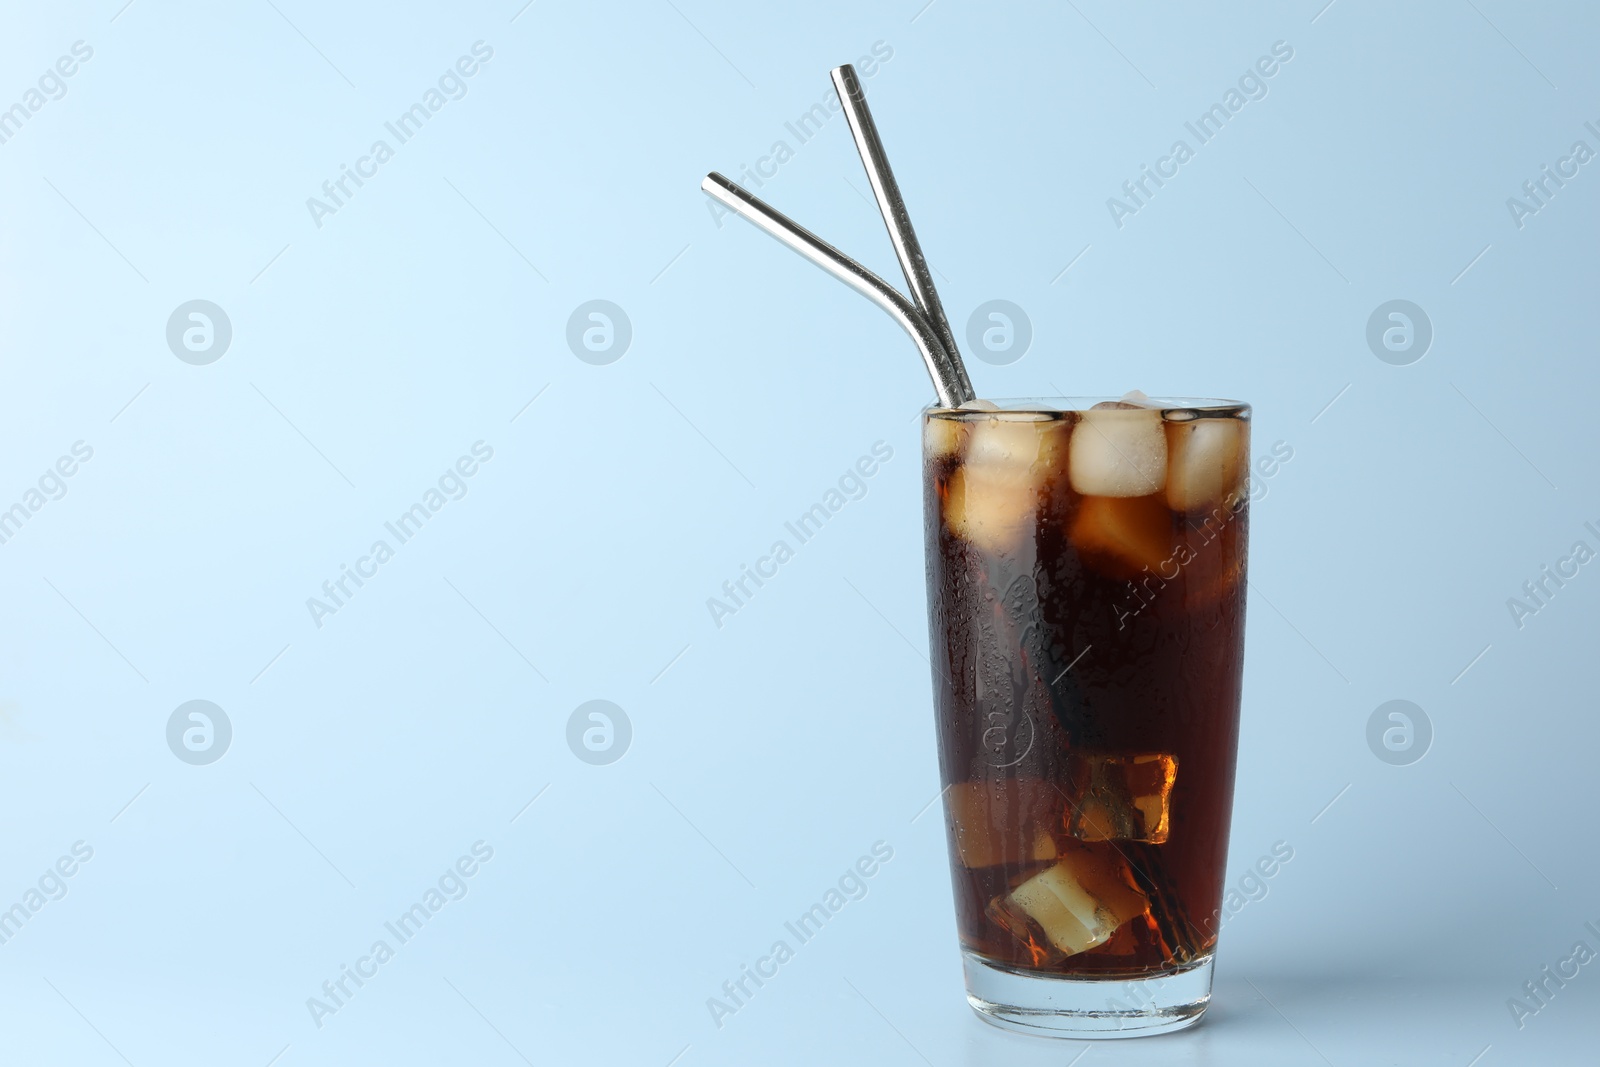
left=922, top=397, right=1250, bottom=1037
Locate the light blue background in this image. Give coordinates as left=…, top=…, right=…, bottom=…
left=1, top=1, right=1596, bottom=1063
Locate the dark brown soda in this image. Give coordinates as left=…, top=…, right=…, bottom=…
left=924, top=406, right=1248, bottom=978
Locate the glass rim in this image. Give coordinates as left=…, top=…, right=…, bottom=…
left=924, top=396, right=1250, bottom=418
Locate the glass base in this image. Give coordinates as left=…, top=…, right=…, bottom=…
left=963, top=951, right=1213, bottom=1039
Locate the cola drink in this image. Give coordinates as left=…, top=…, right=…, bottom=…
left=923, top=396, right=1250, bottom=1036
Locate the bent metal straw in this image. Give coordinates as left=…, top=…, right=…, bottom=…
left=701, top=64, right=975, bottom=408
left=829, top=64, right=967, bottom=393
left=699, top=174, right=967, bottom=406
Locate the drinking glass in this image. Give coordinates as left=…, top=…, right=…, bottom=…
left=923, top=397, right=1251, bottom=1037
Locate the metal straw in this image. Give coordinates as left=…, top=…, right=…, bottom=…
left=701, top=173, right=972, bottom=408
left=830, top=64, right=972, bottom=404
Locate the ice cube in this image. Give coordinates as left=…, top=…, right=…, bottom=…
left=924, top=416, right=965, bottom=461
left=1111, top=389, right=1157, bottom=408
left=987, top=844, right=1150, bottom=961
left=967, top=414, right=1061, bottom=468
left=927, top=402, right=1003, bottom=459
left=1069, top=407, right=1167, bottom=497
left=946, top=779, right=1060, bottom=869
left=943, top=416, right=1064, bottom=554
left=1065, top=753, right=1178, bottom=844
left=1165, top=417, right=1245, bottom=512
left=1066, top=494, right=1174, bottom=578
